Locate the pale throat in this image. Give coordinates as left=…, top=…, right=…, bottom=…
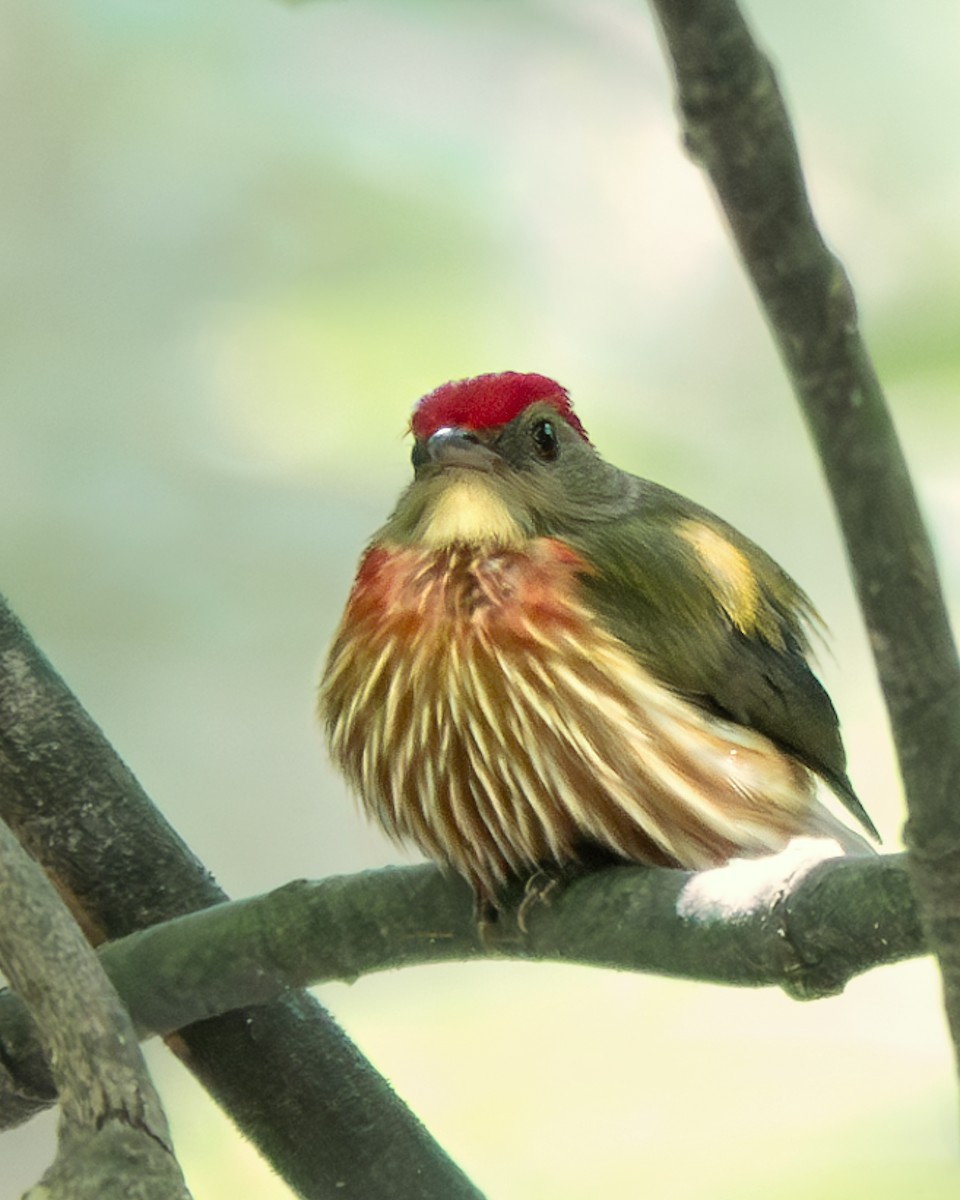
left=419, top=473, right=525, bottom=550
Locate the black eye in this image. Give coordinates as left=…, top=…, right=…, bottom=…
left=531, top=418, right=559, bottom=462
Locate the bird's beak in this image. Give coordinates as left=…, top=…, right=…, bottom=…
left=417, top=426, right=500, bottom=472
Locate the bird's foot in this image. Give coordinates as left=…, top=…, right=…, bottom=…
left=474, top=895, right=531, bottom=950
left=516, top=862, right=596, bottom=932
left=475, top=860, right=603, bottom=945
left=474, top=896, right=504, bottom=949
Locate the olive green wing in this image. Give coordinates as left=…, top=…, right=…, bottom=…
left=566, top=479, right=879, bottom=842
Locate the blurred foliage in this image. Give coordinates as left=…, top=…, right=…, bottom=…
left=1, top=1, right=959, bottom=1196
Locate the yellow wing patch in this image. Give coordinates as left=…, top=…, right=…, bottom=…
left=676, top=519, right=769, bottom=641
left=421, top=474, right=525, bottom=549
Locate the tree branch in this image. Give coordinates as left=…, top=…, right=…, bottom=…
left=647, top=0, right=960, bottom=1070
left=0, top=847, right=926, bottom=1109
left=0, top=596, right=482, bottom=1200
left=0, top=811, right=190, bottom=1198
left=94, top=849, right=931, bottom=1002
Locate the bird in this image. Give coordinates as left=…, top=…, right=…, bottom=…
left=319, top=371, right=877, bottom=912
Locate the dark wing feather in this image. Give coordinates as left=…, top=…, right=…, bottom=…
left=711, top=630, right=879, bottom=840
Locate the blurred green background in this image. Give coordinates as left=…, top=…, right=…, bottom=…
left=2, top=0, right=959, bottom=1196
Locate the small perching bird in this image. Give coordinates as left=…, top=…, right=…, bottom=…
left=319, top=372, right=877, bottom=910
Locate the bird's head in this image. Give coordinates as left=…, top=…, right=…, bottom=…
left=383, top=372, right=624, bottom=549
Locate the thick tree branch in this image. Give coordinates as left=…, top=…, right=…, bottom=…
left=0, top=848, right=926, bottom=1111
left=647, top=0, right=960, bottom=1068
left=0, top=596, right=482, bottom=1200
left=93, top=850, right=930, bottom=1001
left=0, top=811, right=190, bottom=1198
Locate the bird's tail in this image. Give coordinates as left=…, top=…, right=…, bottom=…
left=803, top=794, right=877, bottom=857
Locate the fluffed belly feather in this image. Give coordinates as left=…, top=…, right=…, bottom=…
left=319, top=540, right=834, bottom=903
